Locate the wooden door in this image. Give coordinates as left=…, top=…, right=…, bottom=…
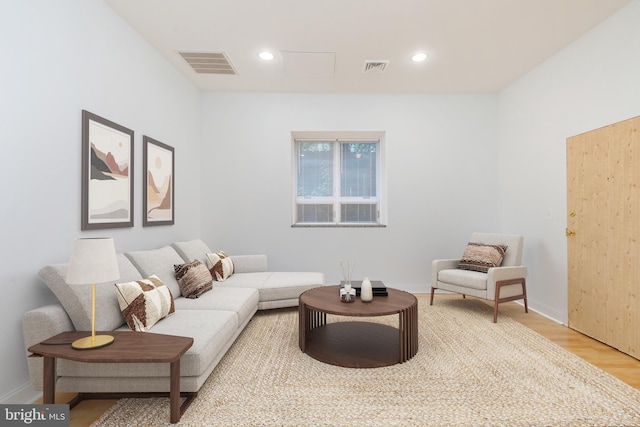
left=566, top=115, right=640, bottom=360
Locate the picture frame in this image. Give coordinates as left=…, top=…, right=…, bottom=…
left=143, top=136, right=175, bottom=226
left=81, top=110, right=134, bottom=230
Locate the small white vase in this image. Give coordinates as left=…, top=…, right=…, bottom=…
left=360, top=277, right=373, bottom=302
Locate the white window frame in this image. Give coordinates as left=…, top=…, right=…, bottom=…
left=291, top=131, right=386, bottom=227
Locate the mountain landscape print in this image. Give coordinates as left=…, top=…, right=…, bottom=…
left=91, top=143, right=129, bottom=181
left=81, top=110, right=134, bottom=230
left=144, top=136, right=174, bottom=226
left=89, top=142, right=130, bottom=219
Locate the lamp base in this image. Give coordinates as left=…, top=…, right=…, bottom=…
left=72, top=334, right=115, bottom=350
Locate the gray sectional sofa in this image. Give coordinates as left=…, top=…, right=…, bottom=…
left=22, top=239, right=324, bottom=395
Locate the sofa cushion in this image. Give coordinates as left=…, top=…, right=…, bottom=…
left=217, top=271, right=324, bottom=303
left=206, top=252, right=234, bottom=281
left=173, top=287, right=259, bottom=326
left=174, top=260, right=213, bottom=299
left=114, top=275, right=175, bottom=332
left=438, top=268, right=488, bottom=290
left=215, top=272, right=271, bottom=289
left=59, top=309, right=239, bottom=378
left=125, top=246, right=185, bottom=298
left=38, top=254, right=142, bottom=331
left=171, top=239, right=212, bottom=264
left=260, top=272, right=324, bottom=302
left=229, top=254, right=269, bottom=273
left=458, top=243, right=507, bottom=273
left=172, top=239, right=269, bottom=273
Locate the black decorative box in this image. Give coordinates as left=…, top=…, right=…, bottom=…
left=340, top=280, right=388, bottom=296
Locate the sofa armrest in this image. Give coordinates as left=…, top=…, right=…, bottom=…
left=486, top=265, right=528, bottom=299
left=432, top=258, right=461, bottom=286
left=231, top=255, right=268, bottom=273
left=22, top=303, right=75, bottom=390
left=22, top=303, right=75, bottom=350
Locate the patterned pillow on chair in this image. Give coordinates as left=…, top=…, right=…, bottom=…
left=458, top=243, right=507, bottom=273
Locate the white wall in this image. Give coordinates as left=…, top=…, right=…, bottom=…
left=200, top=0, right=640, bottom=326
left=497, top=0, right=640, bottom=322
left=3, top=0, right=640, bottom=406
left=200, top=93, right=502, bottom=288
left=0, top=1, right=202, bottom=402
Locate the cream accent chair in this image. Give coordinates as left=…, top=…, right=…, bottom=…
left=430, top=232, right=528, bottom=322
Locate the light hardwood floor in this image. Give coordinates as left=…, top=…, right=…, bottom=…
left=39, top=295, right=640, bottom=426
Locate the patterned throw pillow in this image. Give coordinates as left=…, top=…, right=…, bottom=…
left=205, top=251, right=234, bottom=281
left=458, top=243, right=507, bottom=273
left=174, top=260, right=213, bottom=299
left=114, top=275, right=175, bottom=332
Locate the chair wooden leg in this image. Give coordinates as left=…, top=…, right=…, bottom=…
left=494, top=278, right=527, bottom=323
left=430, top=287, right=435, bottom=305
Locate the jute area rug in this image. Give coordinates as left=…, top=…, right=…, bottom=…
left=92, top=298, right=640, bottom=427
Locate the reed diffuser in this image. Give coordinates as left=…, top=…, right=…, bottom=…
left=339, top=260, right=355, bottom=302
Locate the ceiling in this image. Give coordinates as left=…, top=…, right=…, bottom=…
left=105, top=0, right=631, bottom=94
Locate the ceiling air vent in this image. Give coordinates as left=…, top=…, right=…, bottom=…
left=363, top=60, right=389, bottom=74
left=178, top=51, right=237, bottom=75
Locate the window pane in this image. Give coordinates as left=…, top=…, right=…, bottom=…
left=293, top=135, right=384, bottom=226
left=297, top=142, right=333, bottom=197
left=340, top=143, right=376, bottom=197
left=297, top=204, right=333, bottom=223
left=341, top=204, right=377, bottom=223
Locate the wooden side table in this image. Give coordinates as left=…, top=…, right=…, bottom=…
left=28, top=331, right=194, bottom=424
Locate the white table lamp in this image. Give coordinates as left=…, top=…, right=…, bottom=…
left=66, top=237, right=120, bottom=349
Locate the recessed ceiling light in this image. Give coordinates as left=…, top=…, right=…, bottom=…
left=411, top=52, right=428, bottom=62
left=258, top=51, right=275, bottom=61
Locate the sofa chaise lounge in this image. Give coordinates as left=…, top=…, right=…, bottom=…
left=22, top=239, right=324, bottom=396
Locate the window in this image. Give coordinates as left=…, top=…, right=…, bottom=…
left=292, top=132, right=385, bottom=226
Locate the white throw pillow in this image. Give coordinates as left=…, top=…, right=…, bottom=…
left=205, top=251, right=234, bottom=281
left=114, top=275, right=175, bottom=331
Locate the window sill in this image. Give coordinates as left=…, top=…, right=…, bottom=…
left=291, top=224, right=387, bottom=228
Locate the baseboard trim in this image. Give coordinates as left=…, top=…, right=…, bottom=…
left=400, top=284, right=431, bottom=295
left=0, top=381, right=41, bottom=404
left=513, top=300, right=566, bottom=326
left=427, top=289, right=567, bottom=326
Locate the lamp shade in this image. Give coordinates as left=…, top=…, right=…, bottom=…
left=66, top=238, right=120, bottom=285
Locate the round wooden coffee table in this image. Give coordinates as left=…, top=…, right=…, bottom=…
left=298, top=285, right=418, bottom=368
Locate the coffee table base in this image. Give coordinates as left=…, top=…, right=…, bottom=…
left=305, top=322, right=400, bottom=368
left=299, top=285, right=418, bottom=368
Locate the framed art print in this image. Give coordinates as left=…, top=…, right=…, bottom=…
left=81, top=110, right=134, bottom=230
left=143, top=136, right=174, bottom=226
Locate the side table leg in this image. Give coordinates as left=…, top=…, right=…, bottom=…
left=42, top=356, right=56, bottom=404
left=170, top=360, right=180, bottom=423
